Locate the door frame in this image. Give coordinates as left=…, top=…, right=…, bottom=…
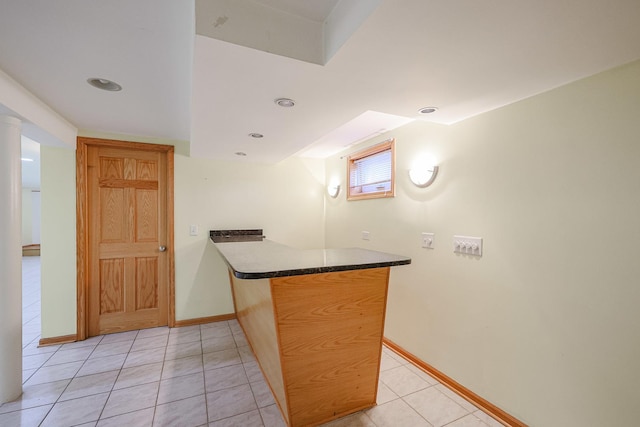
left=76, top=137, right=175, bottom=340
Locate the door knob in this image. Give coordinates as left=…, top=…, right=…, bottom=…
left=159, top=245, right=167, bottom=252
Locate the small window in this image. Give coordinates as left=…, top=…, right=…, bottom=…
left=347, top=139, right=395, bottom=200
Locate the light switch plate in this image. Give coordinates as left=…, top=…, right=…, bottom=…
left=362, top=231, right=370, bottom=241
left=421, top=232, right=435, bottom=249
left=453, top=235, right=483, bottom=256
left=189, top=224, right=198, bottom=236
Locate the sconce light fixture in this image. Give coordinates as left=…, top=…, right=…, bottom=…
left=409, top=164, right=439, bottom=187
left=327, top=183, right=341, bottom=198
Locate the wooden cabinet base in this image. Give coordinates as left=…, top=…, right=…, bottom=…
left=230, top=267, right=390, bottom=427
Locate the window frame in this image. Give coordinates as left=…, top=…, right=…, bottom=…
left=347, top=139, right=395, bottom=201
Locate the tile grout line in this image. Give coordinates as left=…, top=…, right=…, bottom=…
left=199, top=324, right=211, bottom=426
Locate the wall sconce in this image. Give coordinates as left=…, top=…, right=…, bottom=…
left=409, top=164, right=439, bottom=187
left=327, top=183, right=341, bottom=198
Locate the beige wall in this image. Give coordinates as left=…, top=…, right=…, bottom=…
left=173, top=154, right=325, bottom=321
left=39, top=139, right=326, bottom=333
left=324, top=60, right=640, bottom=426
left=40, top=146, right=77, bottom=338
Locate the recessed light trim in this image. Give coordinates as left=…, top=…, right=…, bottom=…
left=418, top=106, right=438, bottom=114
left=274, top=98, right=295, bottom=108
left=248, top=133, right=264, bottom=138
left=235, top=152, right=247, bottom=156
left=87, top=78, right=122, bottom=91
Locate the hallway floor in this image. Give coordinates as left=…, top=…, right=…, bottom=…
left=0, top=257, right=503, bottom=426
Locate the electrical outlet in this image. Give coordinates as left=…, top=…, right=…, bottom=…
left=362, top=231, right=370, bottom=241
left=421, top=232, right=434, bottom=249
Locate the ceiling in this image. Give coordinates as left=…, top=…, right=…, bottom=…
left=2, top=0, right=640, bottom=171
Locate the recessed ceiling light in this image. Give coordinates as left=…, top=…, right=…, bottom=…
left=87, top=78, right=122, bottom=91
left=274, top=98, right=295, bottom=108
left=235, top=152, right=247, bottom=156
left=248, top=133, right=264, bottom=138
left=418, top=106, right=438, bottom=114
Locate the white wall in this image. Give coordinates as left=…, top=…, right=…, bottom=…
left=31, top=191, right=41, bottom=244
left=324, top=60, right=640, bottom=426
left=174, top=154, right=325, bottom=320
left=21, top=189, right=33, bottom=245
left=21, top=190, right=41, bottom=246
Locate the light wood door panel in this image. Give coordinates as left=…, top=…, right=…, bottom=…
left=86, top=143, right=169, bottom=336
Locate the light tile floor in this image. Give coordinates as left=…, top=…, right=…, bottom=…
left=1, top=257, right=504, bottom=427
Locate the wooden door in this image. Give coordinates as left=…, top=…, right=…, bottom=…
left=78, top=138, right=174, bottom=337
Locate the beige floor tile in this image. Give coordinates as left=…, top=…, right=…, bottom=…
left=379, top=365, right=432, bottom=396
left=0, top=379, right=69, bottom=413
left=22, top=341, right=59, bottom=357
left=403, top=386, right=469, bottom=427
left=161, top=355, right=204, bottom=380
left=97, top=407, right=154, bottom=427
left=40, top=392, right=109, bottom=427
left=259, top=404, right=287, bottom=427
left=435, top=383, right=477, bottom=412
left=320, top=411, right=376, bottom=427
left=24, top=361, right=84, bottom=386
left=59, top=370, right=119, bottom=401
left=382, top=346, right=409, bottom=365
left=473, top=410, right=505, bottom=427
left=136, top=326, right=170, bottom=340
left=22, top=353, right=53, bottom=370
left=59, top=335, right=103, bottom=350
left=201, top=335, right=236, bottom=354
left=233, top=333, right=248, bottom=347
left=153, top=394, right=208, bottom=427
left=0, top=404, right=52, bottom=427
left=200, top=323, right=233, bottom=340
left=101, top=382, right=159, bottom=419
left=206, top=384, right=257, bottom=422
left=124, top=347, right=166, bottom=368
left=22, top=368, right=37, bottom=384
left=77, top=354, right=127, bottom=377
left=405, top=363, right=440, bottom=385
left=130, top=334, right=169, bottom=352
left=205, top=364, right=248, bottom=393
left=447, top=413, right=491, bottom=426
left=157, top=372, right=205, bottom=405
left=238, top=345, right=256, bottom=364
left=164, top=340, right=203, bottom=361
left=228, top=320, right=243, bottom=335
left=379, top=352, right=403, bottom=371
left=90, top=340, right=134, bottom=359
left=376, top=380, right=399, bottom=404
left=99, top=330, right=139, bottom=345
left=203, top=348, right=241, bottom=371
left=209, top=408, right=264, bottom=427
left=167, top=329, right=201, bottom=346
left=249, top=379, right=275, bottom=408
left=43, top=346, right=94, bottom=366
left=243, top=361, right=266, bottom=384
left=113, top=362, right=163, bottom=390
left=365, top=398, right=431, bottom=427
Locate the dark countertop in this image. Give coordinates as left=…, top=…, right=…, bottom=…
left=211, top=238, right=411, bottom=280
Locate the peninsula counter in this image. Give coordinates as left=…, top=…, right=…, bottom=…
left=211, top=232, right=410, bottom=427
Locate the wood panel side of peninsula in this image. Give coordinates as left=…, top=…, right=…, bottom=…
left=230, top=267, right=390, bottom=427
